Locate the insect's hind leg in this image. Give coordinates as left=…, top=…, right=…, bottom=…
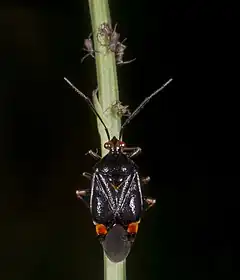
left=85, top=149, right=101, bottom=160
left=123, top=147, right=142, bottom=158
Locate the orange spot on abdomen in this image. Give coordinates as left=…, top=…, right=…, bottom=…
left=127, top=222, right=139, bottom=234
left=96, top=224, right=107, bottom=235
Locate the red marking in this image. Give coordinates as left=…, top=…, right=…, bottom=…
left=118, top=140, right=126, bottom=147
left=96, top=224, right=107, bottom=235
left=127, top=222, right=139, bottom=234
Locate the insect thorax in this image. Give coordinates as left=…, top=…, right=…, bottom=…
left=94, top=152, right=137, bottom=174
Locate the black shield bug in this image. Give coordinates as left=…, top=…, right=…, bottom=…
left=64, top=77, right=173, bottom=262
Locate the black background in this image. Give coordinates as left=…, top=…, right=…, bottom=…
left=0, top=1, right=238, bottom=280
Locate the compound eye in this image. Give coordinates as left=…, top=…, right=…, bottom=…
left=119, top=141, right=126, bottom=148
left=104, top=141, right=112, bottom=150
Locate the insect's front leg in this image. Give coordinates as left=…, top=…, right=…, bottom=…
left=85, top=149, right=101, bottom=160
left=82, top=172, right=92, bottom=180
left=123, top=147, right=142, bottom=158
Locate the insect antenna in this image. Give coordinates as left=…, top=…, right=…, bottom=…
left=119, top=78, right=173, bottom=139
left=64, top=77, right=111, bottom=141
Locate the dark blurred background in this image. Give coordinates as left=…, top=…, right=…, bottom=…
left=0, top=1, right=238, bottom=280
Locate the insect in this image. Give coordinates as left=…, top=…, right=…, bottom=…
left=64, top=77, right=173, bottom=262
left=81, top=33, right=99, bottom=63
left=98, top=22, right=136, bottom=65
left=115, top=42, right=136, bottom=66
left=104, top=100, right=131, bottom=118
left=98, top=22, right=116, bottom=38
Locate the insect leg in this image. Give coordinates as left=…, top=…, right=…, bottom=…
left=81, top=46, right=101, bottom=63
left=112, top=23, right=118, bottom=34
left=85, top=149, right=101, bottom=160
left=76, top=189, right=90, bottom=199
left=81, top=52, right=93, bottom=63
left=123, top=147, right=142, bottom=158
left=117, top=58, right=136, bottom=65
left=76, top=189, right=90, bottom=208
left=82, top=172, right=92, bottom=180
left=144, top=197, right=156, bottom=211
left=141, top=176, right=151, bottom=185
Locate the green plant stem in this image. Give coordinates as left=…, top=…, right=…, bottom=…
left=88, top=0, right=120, bottom=148
left=88, top=0, right=126, bottom=280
